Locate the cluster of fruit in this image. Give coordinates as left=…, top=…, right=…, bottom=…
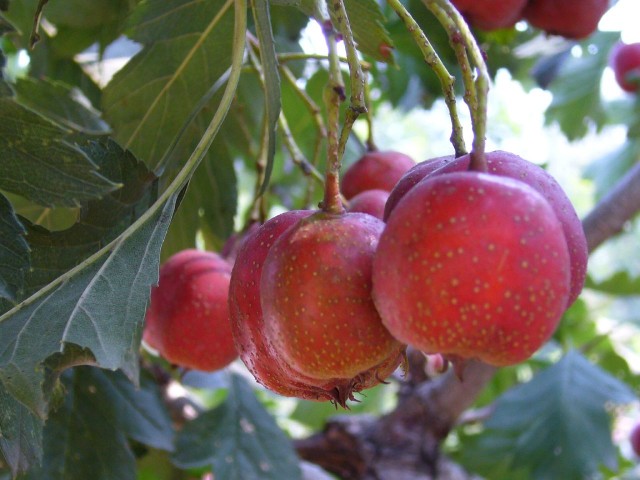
left=143, top=148, right=588, bottom=406
left=452, top=0, right=608, bottom=39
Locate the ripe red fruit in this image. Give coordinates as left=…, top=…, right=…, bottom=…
left=373, top=172, right=571, bottom=367
left=221, top=222, right=260, bottom=263
left=347, top=189, right=390, bottom=219
left=523, top=0, right=608, bottom=39
left=610, top=42, right=640, bottom=93
left=341, top=150, right=415, bottom=200
left=384, top=155, right=454, bottom=221
left=385, top=151, right=587, bottom=307
left=261, top=212, right=405, bottom=399
left=452, top=0, right=527, bottom=31
left=143, top=249, right=237, bottom=371
left=631, top=422, right=640, bottom=457
left=229, top=210, right=336, bottom=402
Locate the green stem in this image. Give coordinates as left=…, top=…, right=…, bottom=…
left=364, top=79, right=378, bottom=152
left=321, top=20, right=346, bottom=215
left=277, top=52, right=371, bottom=70
left=387, top=0, right=466, bottom=157
left=424, top=0, right=489, bottom=170
left=279, top=113, right=326, bottom=185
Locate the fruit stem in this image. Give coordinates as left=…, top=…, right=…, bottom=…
left=321, top=19, right=347, bottom=215
left=279, top=112, right=326, bottom=185
left=364, top=79, right=378, bottom=152
left=386, top=0, right=466, bottom=158
left=423, top=0, right=490, bottom=171
left=277, top=52, right=372, bottom=71
left=329, top=0, right=367, bottom=115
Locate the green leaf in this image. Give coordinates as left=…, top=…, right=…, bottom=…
left=545, top=32, right=619, bottom=140
left=0, top=382, right=42, bottom=477
left=13, top=77, right=110, bottom=136
left=103, top=0, right=236, bottom=170
left=343, top=0, right=394, bottom=63
left=586, top=271, right=640, bottom=296
left=0, top=192, right=29, bottom=303
left=21, top=367, right=173, bottom=480
left=0, top=96, right=119, bottom=207
left=161, top=143, right=237, bottom=258
left=173, top=374, right=302, bottom=480
left=0, top=187, right=177, bottom=417
left=584, top=139, right=640, bottom=201
left=19, top=139, right=159, bottom=295
left=252, top=0, right=281, bottom=196
left=459, top=350, right=636, bottom=480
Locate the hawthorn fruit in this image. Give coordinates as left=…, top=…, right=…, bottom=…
left=451, top=0, right=527, bottom=31
left=341, top=150, right=415, bottom=200
left=632, top=422, right=640, bottom=457
left=347, top=189, right=390, bottom=219
left=143, top=249, right=237, bottom=371
left=610, top=42, right=640, bottom=93
left=373, top=172, right=571, bottom=367
left=260, top=211, right=405, bottom=404
left=384, top=150, right=587, bottom=306
left=228, top=210, right=336, bottom=402
left=522, top=0, right=609, bottom=39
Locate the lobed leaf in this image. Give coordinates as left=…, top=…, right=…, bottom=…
left=0, top=189, right=177, bottom=417
left=13, top=78, right=110, bottom=136
left=459, top=350, right=636, bottom=480
left=0, top=95, right=119, bottom=207
left=173, top=374, right=301, bottom=480
left=103, top=0, right=236, bottom=171
left=0, top=192, right=29, bottom=304
left=0, top=382, right=42, bottom=478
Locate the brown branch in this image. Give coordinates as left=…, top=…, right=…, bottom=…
left=295, top=158, right=640, bottom=479
left=582, top=160, right=640, bottom=252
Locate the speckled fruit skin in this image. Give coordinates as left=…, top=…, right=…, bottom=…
left=143, top=249, right=237, bottom=371
left=221, top=222, right=260, bottom=264
left=523, top=0, right=608, bottom=39
left=347, top=189, right=390, bottom=219
left=228, top=210, right=337, bottom=402
left=610, top=42, right=640, bottom=93
left=452, top=0, right=527, bottom=30
left=384, top=155, right=454, bottom=221
left=261, top=212, right=405, bottom=389
left=341, top=151, right=415, bottom=200
left=385, top=151, right=587, bottom=306
left=373, top=172, right=571, bottom=367
left=631, top=422, right=640, bottom=457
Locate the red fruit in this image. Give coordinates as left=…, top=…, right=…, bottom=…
left=610, top=42, right=640, bottom=93
left=261, top=212, right=405, bottom=399
left=452, top=0, right=527, bottom=30
left=221, top=222, right=260, bottom=263
left=341, top=150, right=415, bottom=200
left=523, top=0, right=608, bottom=39
left=385, top=151, right=587, bottom=306
left=228, top=210, right=332, bottom=401
left=347, top=189, right=390, bottom=219
left=143, top=250, right=237, bottom=371
left=384, top=155, right=454, bottom=221
left=631, top=422, right=640, bottom=457
left=373, top=172, right=571, bottom=367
